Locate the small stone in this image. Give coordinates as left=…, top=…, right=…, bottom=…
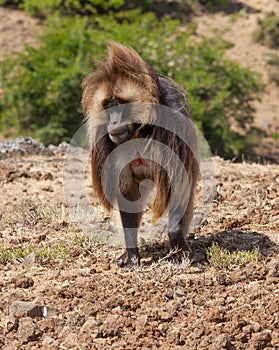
left=42, top=336, right=59, bottom=347
left=79, top=317, right=99, bottom=338
left=207, top=308, right=226, bottom=323
left=23, top=252, right=36, bottom=271
left=135, top=314, right=148, bottom=336
left=102, top=262, right=110, bottom=270
left=226, top=296, right=235, bottom=303
left=251, top=331, right=272, bottom=349
left=215, top=273, right=230, bottom=285
left=61, top=333, right=79, bottom=349
left=173, top=286, right=186, bottom=298
left=213, top=333, right=231, bottom=349
left=267, top=258, right=279, bottom=277
left=100, top=315, right=120, bottom=337
left=9, top=300, right=59, bottom=319
left=158, top=310, right=172, bottom=322
left=112, top=306, right=121, bottom=313
left=17, top=317, right=35, bottom=343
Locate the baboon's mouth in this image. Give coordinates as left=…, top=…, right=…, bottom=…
left=109, top=130, right=129, bottom=144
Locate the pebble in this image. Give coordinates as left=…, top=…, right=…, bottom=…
left=17, top=317, right=35, bottom=343
left=9, top=300, right=59, bottom=319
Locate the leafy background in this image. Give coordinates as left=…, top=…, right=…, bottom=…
left=1, top=0, right=277, bottom=159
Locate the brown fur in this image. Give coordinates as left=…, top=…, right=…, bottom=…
left=82, top=42, right=199, bottom=260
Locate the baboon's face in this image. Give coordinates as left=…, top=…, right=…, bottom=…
left=103, top=96, right=136, bottom=145
left=82, top=43, right=160, bottom=147
left=95, top=78, right=156, bottom=145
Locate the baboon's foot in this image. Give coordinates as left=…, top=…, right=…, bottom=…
left=114, top=248, right=140, bottom=268
left=168, top=229, right=192, bottom=259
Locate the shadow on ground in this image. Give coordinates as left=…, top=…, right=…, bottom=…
left=140, top=229, right=278, bottom=265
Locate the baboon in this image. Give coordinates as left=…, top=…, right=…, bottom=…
left=82, top=42, right=199, bottom=267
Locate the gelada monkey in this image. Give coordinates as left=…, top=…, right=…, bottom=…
left=82, top=42, right=199, bottom=267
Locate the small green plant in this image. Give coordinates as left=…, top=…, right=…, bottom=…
left=0, top=245, right=33, bottom=262
left=253, top=13, right=279, bottom=48
left=206, top=242, right=262, bottom=270
left=0, top=244, right=69, bottom=263
left=38, top=245, right=69, bottom=260
left=230, top=7, right=248, bottom=23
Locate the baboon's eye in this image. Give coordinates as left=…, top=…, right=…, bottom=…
left=103, top=99, right=112, bottom=109
left=117, top=98, right=129, bottom=104
left=103, top=97, right=129, bottom=109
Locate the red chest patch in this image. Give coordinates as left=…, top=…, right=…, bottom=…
left=130, top=158, right=148, bottom=167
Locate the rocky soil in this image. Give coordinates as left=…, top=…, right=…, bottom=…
left=0, top=138, right=278, bottom=349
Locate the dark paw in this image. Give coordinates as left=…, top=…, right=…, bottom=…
left=114, top=249, right=140, bottom=268
left=114, top=251, right=129, bottom=267
left=168, top=229, right=194, bottom=262
left=168, top=230, right=189, bottom=251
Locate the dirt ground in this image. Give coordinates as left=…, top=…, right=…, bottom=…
left=0, top=138, right=278, bottom=349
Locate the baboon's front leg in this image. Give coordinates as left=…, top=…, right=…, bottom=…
left=115, top=182, right=143, bottom=267
left=115, top=211, right=142, bottom=267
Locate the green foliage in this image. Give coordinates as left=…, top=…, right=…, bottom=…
left=0, top=0, right=22, bottom=5
left=22, top=0, right=125, bottom=17
left=206, top=242, right=262, bottom=270
left=265, top=53, right=279, bottom=85
left=253, top=13, right=279, bottom=48
left=1, top=16, right=92, bottom=144
left=0, top=0, right=125, bottom=16
left=0, top=0, right=228, bottom=16
left=182, top=0, right=228, bottom=8
left=0, top=244, right=69, bottom=263
left=0, top=10, right=262, bottom=157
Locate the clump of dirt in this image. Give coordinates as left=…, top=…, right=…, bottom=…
left=0, top=138, right=278, bottom=349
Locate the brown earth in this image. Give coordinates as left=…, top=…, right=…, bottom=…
left=0, top=139, right=279, bottom=349
left=0, top=7, right=39, bottom=61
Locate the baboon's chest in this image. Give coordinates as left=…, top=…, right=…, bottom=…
left=131, top=162, right=154, bottom=182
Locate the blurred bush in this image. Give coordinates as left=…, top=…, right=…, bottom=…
left=253, top=13, right=279, bottom=49
left=0, top=0, right=228, bottom=17
left=0, top=5, right=261, bottom=158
